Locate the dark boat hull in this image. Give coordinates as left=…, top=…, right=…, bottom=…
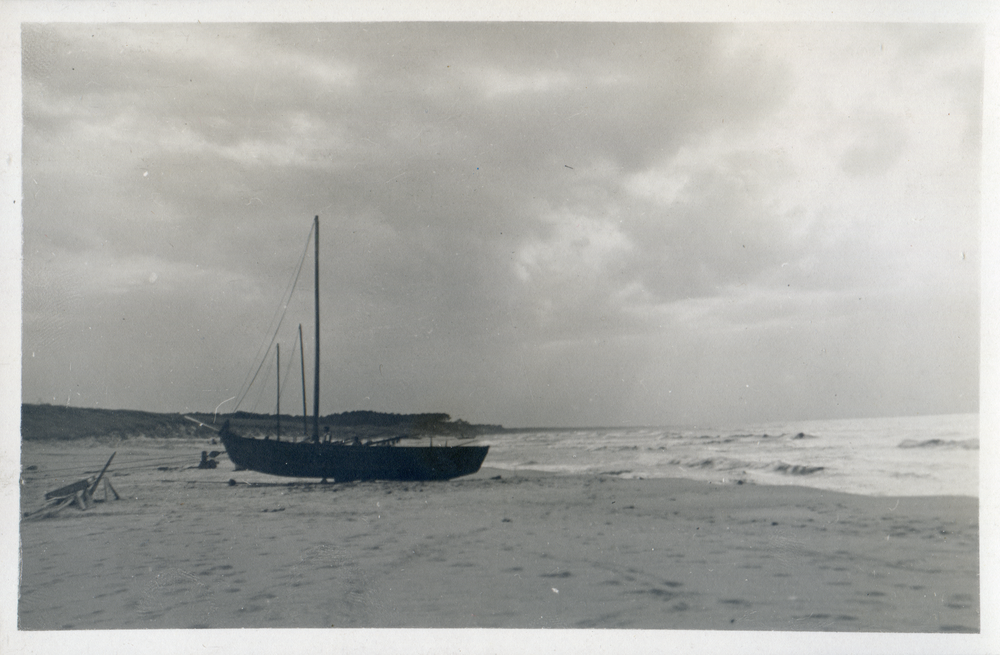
left=219, top=426, right=489, bottom=481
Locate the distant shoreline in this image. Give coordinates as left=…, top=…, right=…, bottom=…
left=19, top=403, right=503, bottom=442
left=20, top=404, right=980, bottom=441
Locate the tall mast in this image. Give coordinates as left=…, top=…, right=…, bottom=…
left=276, top=343, right=281, bottom=441
left=299, top=324, right=307, bottom=437
left=313, top=215, right=320, bottom=443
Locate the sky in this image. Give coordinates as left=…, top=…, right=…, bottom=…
left=17, top=21, right=984, bottom=428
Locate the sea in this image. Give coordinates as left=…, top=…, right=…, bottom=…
left=475, top=413, right=979, bottom=498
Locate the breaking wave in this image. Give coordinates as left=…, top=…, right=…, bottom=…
left=771, top=462, right=825, bottom=475
left=898, top=438, right=978, bottom=450
left=688, top=432, right=819, bottom=445
left=667, top=456, right=825, bottom=476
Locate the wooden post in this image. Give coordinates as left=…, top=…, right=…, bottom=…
left=299, top=324, right=307, bottom=440
left=87, top=452, right=117, bottom=497
left=276, top=343, right=281, bottom=441
left=313, top=215, right=320, bottom=443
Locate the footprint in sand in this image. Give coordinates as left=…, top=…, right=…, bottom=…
left=539, top=571, right=572, bottom=579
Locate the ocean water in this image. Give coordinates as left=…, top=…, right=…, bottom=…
left=475, top=413, right=979, bottom=498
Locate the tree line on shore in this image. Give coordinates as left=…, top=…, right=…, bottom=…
left=20, top=403, right=502, bottom=441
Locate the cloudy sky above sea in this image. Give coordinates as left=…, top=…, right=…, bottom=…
left=17, top=20, right=984, bottom=428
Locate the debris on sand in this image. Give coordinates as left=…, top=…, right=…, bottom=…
left=23, top=452, right=120, bottom=520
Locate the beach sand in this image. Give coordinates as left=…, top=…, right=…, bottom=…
left=17, top=441, right=978, bottom=633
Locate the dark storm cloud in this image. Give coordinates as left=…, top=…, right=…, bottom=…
left=20, top=22, right=982, bottom=426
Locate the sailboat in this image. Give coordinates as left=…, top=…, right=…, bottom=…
left=216, top=216, right=489, bottom=482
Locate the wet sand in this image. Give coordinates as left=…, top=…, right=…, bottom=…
left=16, top=440, right=979, bottom=635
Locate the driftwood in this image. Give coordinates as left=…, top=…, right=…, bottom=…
left=25, top=452, right=118, bottom=521
left=104, top=478, right=120, bottom=501
left=24, top=495, right=75, bottom=520
left=45, top=478, right=90, bottom=501
left=88, top=451, right=115, bottom=496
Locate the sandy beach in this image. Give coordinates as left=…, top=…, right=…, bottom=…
left=16, top=440, right=978, bottom=633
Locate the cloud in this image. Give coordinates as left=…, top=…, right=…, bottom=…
left=20, top=23, right=981, bottom=425
left=476, top=68, right=578, bottom=97
left=838, top=112, right=908, bottom=177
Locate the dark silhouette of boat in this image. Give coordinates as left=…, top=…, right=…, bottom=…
left=215, top=216, right=489, bottom=482
left=219, top=424, right=489, bottom=481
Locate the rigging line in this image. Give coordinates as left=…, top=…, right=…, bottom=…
left=108, top=451, right=225, bottom=466
left=108, top=461, right=199, bottom=473
left=89, top=453, right=193, bottom=464
left=232, top=221, right=315, bottom=411
left=278, top=329, right=302, bottom=410
left=233, top=222, right=315, bottom=412
left=27, top=455, right=198, bottom=475
left=234, top=263, right=308, bottom=413
left=248, top=348, right=277, bottom=415
left=108, top=461, right=211, bottom=473
left=108, top=452, right=211, bottom=463
left=86, top=462, right=192, bottom=474
left=21, top=460, right=114, bottom=474
left=23, top=460, right=130, bottom=475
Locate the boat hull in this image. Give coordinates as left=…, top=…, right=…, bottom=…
left=219, top=427, right=489, bottom=481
